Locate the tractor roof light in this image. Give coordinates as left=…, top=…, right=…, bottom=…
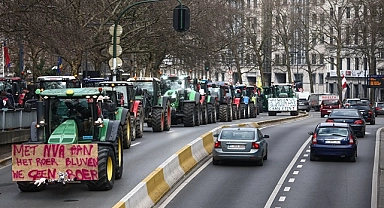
left=66, top=89, right=74, bottom=96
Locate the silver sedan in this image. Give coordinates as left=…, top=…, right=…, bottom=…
left=212, top=127, right=269, bottom=166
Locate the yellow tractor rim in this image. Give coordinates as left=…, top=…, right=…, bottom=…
left=118, top=137, right=122, bottom=167
left=107, top=157, right=113, bottom=181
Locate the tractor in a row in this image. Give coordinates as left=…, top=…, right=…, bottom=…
left=14, top=88, right=124, bottom=192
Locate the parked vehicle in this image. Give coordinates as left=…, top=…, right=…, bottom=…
left=375, top=102, right=384, bottom=115
left=320, top=99, right=342, bottom=117
left=348, top=103, right=375, bottom=125
left=298, top=99, right=311, bottom=112
left=326, top=108, right=366, bottom=138
left=212, top=127, right=269, bottom=166
left=309, top=122, right=357, bottom=162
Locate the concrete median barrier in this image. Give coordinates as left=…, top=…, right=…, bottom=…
left=113, top=112, right=308, bottom=208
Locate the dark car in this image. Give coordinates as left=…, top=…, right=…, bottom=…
left=326, top=109, right=366, bottom=138
left=298, top=99, right=311, bottom=112
left=320, top=99, right=341, bottom=117
left=348, top=103, right=375, bottom=125
left=375, top=102, right=384, bottom=115
left=309, top=122, right=357, bottom=162
left=212, top=127, right=268, bottom=166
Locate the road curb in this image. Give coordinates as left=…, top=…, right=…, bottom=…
left=0, top=156, right=11, bottom=166
left=112, top=112, right=308, bottom=208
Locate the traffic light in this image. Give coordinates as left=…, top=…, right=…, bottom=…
left=204, top=62, right=210, bottom=71
left=173, top=5, right=190, bottom=32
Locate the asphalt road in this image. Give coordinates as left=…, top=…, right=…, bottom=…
left=157, top=112, right=380, bottom=208
left=0, top=112, right=284, bottom=208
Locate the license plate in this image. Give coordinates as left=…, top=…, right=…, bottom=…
left=325, top=140, right=341, bottom=144
left=228, top=145, right=245, bottom=149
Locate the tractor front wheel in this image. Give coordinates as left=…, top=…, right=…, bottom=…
left=17, top=181, right=46, bottom=192
left=163, top=101, right=171, bottom=131
left=122, top=116, right=132, bottom=148
left=135, top=105, right=144, bottom=138
left=115, top=126, right=124, bottom=180
left=183, top=103, right=195, bottom=127
left=87, top=146, right=116, bottom=191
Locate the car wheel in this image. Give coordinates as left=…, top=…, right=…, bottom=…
left=320, top=114, right=324, bottom=118
left=310, top=153, right=316, bottom=161
left=212, top=159, right=219, bottom=165
left=349, top=151, right=357, bottom=162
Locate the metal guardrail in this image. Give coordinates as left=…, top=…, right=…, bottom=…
left=0, top=108, right=36, bottom=131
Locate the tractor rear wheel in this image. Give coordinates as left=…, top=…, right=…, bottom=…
left=17, top=181, right=46, bottom=192
left=87, top=146, right=116, bottom=191
left=249, top=103, right=256, bottom=118
left=211, top=104, right=217, bottom=123
left=152, top=108, right=164, bottom=132
left=240, top=104, right=246, bottom=119
left=232, top=105, right=238, bottom=120
left=207, top=103, right=213, bottom=124
left=115, top=126, right=124, bottom=180
left=183, top=103, right=195, bottom=127
left=219, top=105, right=227, bottom=122
left=194, top=104, right=201, bottom=126
left=163, top=101, right=171, bottom=131
left=201, top=104, right=208, bottom=125
left=122, top=116, right=132, bottom=149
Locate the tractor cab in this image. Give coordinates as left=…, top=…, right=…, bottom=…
left=37, top=76, right=81, bottom=91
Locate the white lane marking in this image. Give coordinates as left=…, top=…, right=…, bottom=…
left=300, top=159, right=306, bottom=162
left=293, top=171, right=299, bottom=175
left=284, top=187, right=291, bottom=192
left=297, top=165, right=303, bottom=169
left=371, top=127, right=383, bottom=208
left=306, top=150, right=310, bottom=152
left=158, top=159, right=211, bottom=208
left=167, top=130, right=175, bottom=133
left=303, top=154, right=308, bottom=157
left=278, top=196, right=286, bottom=202
left=288, top=178, right=295, bottom=183
left=131, top=142, right=141, bottom=147
left=264, top=136, right=311, bottom=208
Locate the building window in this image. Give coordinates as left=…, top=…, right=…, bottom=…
left=354, top=6, right=359, bottom=18
left=254, top=0, right=257, bottom=8
left=320, top=34, right=325, bottom=44
left=320, top=13, right=325, bottom=25
left=319, top=73, right=324, bottom=84
left=346, top=27, right=350, bottom=45
left=330, top=58, right=335, bottom=70
left=247, top=0, right=251, bottom=8
left=339, top=58, right=343, bottom=70
left=246, top=54, right=250, bottom=65
left=282, top=53, right=287, bottom=65
left=312, top=35, right=317, bottom=45
left=354, top=26, right=358, bottom=45
left=364, top=57, right=368, bottom=70
left=312, top=54, right=317, bottom=64
left=355, top=58, right=359, bottom=70
left=275, top=54, right=280, bottom=65
left=346, top=7, right=350, bottom=18
left=347, top=58, right=351, bottom=70
left=330, top=7, right=334, bottom=17
left=312, top=14, right=317, bottom=25
left=312, top=73, right=316, bottom=84
left=320, top=54, right=324, bottom=64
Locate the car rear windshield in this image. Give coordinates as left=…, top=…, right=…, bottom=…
left=220, top=130, right=255, bottom=140
left=349, top=105, right=370, bottom=110
left=330, top=110, right=360, bottom=117
left=377, top=103, right=384, bottom=107
left=322, top=100, right=339, bottom=105
left=317, top=127, right=348, bottom=137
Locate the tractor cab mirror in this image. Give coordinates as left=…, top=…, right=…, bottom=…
left=213, top=133, right=219, bottom=137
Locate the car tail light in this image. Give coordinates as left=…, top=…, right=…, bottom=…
left=354, top=119, right=364, bottom=124
left=376, top=107, right=380, bottom=111
left=320, top=104, right=323, bottom=110
left=339, top=104, right=342, bottom=109
left=368, top=110, right=373, bottom=115
left=214, top=141, right=221, bottom=148
left=349, top=134, right=354, bottom=145
left=251, top=142, right=259, bottom=149
left=326, top=119, right=334, bottom=122
left=311, top=133, right=317, bottom=144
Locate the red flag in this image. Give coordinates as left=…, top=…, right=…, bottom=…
left=342, top=75, right=347, bottom=89
left=3, top=42, right=10, bottom=67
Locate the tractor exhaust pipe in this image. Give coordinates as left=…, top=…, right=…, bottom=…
left=36, top=101, right=44, bottom=142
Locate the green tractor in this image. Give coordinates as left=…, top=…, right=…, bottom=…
left=161, top=74, right=203, bottom=127
left=127, top=77, right=171, bottom=132
left=14, top=88, right=124, bottom=192
left=199, top=79, right=217, bottom=124
left=98, top=81, right=144, bottom=148
left=266, top=83, right=299, bottom=116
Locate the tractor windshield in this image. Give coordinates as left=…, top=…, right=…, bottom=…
left=49, top=98, right=93, bottom=137
left=164, top=77, right=187, bottom=90
left=130, top=81, right=154, bottom=96
left=0, top=81, right=12, bottom=92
